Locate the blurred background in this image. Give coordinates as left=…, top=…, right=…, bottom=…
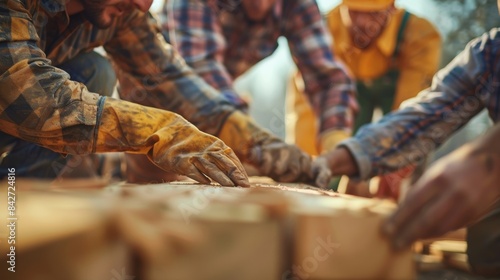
left=152, top=0, right=498, bottom=139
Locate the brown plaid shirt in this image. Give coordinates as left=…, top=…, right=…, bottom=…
left=0, top=0, right=235, bottom=155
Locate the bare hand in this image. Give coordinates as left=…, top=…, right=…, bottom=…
left=383, top=147, right=500, bottom=250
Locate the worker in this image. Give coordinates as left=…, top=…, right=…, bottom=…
left=160, top=0, right=358, bottom=160
left=317, top=20, right=500, bottom=276
left=0, top=0, right=330, bottom=187
left=291, top=0, right=441, bottom=197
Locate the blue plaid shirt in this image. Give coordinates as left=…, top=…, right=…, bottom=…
left=342, top=28, right=500, bottom=179
left=161, top=0, right=357, bottom=134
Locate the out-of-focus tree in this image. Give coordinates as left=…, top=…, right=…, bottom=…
left=431, top=0, right=499, bottom=65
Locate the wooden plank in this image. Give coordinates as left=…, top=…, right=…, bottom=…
left=0, top=179, right=417, bottom=280
left=147, top=187, right=288, bottom=280
left=0, top=187, right=130, bottom=280
left=291, top=197, right=415, bottom=280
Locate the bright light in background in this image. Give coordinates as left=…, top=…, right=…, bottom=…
left=316, top=0, right=435, bottom=17
left=316, top=0, right=340, bottom=12
left=151, top=0, right=163, bottom=13
left=151, top=0, right=437, bottom=18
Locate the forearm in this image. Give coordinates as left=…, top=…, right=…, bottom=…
left=323, top=147, right=359, bottom=177
left=0, top=1, right=109, bottom=154
left=285, top=0, right=357, bottom=133
left=311, top=85, right=357, bottom=133
left=339, top=34, right=491, bottom=179
left=105, top=11, right=236, bottom=136
left=190, top=62, right=248, bottom=109
left=298, top=62, right=357, bottom=152
left=112, top=60, right=235, bottom=136
left=164, top=0, right=247, bottom=110
left=465, top=123, right=500, bottom=178
left=297, top=54, right=357, bottom=134
left=0, top=59, right=104, bottom=155
left=341, top=93, right=483, bottom=179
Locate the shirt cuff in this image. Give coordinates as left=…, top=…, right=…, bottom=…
left=338, top=138, right=373, bottom=180
left=220, top=89, right=248, bottom=111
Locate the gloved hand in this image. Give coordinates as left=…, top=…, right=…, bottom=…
left=318, top=130, right=351, bottom=154
left=317, top=130, right=350, bottom=190
left=310, top=156, right=333, bottom=189
left=95, top=98, right=249, bottom=187
left=218, top=111, right=331, bottom=187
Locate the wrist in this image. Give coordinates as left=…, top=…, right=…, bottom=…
left=218, top=111, right=254, bottom=160
left=468, top=147, right=500, bottom=184
left=323, top=147, right=359, bottom=177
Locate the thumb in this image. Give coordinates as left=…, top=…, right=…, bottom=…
left=248, top=145, right=263, bottom=165
left=312, top=157, right=332, bottom=189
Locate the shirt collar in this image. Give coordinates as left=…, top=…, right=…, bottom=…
left=334, top=6, right=402, bottom=57
left=375, top=9, right=403, bottom=57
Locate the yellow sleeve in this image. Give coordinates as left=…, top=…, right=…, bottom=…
left=393, top=16, right=442, bottom=110
left=319, top=130, right=351, bottom=154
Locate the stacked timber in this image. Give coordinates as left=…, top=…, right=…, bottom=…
left=0, top=179, right=414, bottom=280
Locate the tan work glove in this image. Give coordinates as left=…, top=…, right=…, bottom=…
left=218, top=111, right=331, bottom=187
left=96, top=98, right=249, bottom=187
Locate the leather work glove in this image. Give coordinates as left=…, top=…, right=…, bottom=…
left=96, top=98, right=249, bottom=187
left=218, top=111, right=331, bottom=187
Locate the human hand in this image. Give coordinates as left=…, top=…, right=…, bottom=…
left=382, top=147, right=500, bottom=250
left=149, top=123, right=250, bottom=187
left=249, top=139, right=331, bottom=186
left=309, top=156, right=333, bottom=189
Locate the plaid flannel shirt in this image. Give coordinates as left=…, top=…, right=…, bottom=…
left=0, top=0, right=235, bottom=155
left=342, top=29, right=500, bottom=179
left=161, top=0, right=357, bottom=134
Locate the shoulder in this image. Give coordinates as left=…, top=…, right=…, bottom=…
left=325, top=5, right=341, bottom=20
left=471, top=28, right=500, bottom=47
left=465, top=28, right=500, bottom=60
left=404, top=11, right=441, bottom=42
left=440, top=28, right=500, bottom=84
left=325, top=6, right=341, bottom=29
